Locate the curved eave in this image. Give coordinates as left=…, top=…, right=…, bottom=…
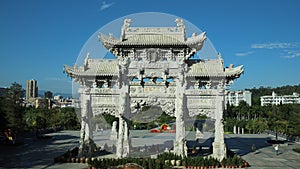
left=63, top=65, right=118, bottom=78
left=225, top=65, right=244, bottom=79
left=66, top=72, right=118, bottom=78
left=98, top=33, right=120, bottom=51
left=63, top=65, right=77, bottom=78
left=186, top=74, right=225, bottom=77
left=99, top=32, right=207, bottom=50
left=114, top=43, right=189, bottom=48
left=72, top=72, right=118, bottom=77
left=185, top=32, right=207, bottom=51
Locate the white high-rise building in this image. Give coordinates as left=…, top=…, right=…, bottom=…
left=226, top=90, right=252, bottom=106
left=26, top=79, right=38, bottom=100
left=260, top=91, right=300, bottom=106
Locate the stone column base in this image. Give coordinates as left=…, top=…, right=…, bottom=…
left=196, top=130, right=203, bottom=139
left=79, top=138, right=96, bottom=157
left=174, top=140, right=187, bottom=157
left=212, top=141, right=226, bottom=160
left=123, top=139, right=130, bottom=157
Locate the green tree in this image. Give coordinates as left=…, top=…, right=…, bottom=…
left=0, top=97, right=8, bottom=131
left=44, top=91, right=53, bottom=99
left=0, top=82, right=25, bottom=132
left=6, top=82, right=24, bottom=102
left=23, top=108, right=54, bottom=131
left=56, top=107, right=80, bottom=130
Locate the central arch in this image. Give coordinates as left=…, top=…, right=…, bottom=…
left=64, top=12, right=244, bottom=160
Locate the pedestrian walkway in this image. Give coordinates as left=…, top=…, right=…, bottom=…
left=226, top=134, right=300, bottom=169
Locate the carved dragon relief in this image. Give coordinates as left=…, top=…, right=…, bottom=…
left=92, top=107, right=119, bottom=117
left=188, top=108, right=214, bottom=118
left=125, top=48, right=176, bottom=63
left=130, top=97, right=175, bottom=117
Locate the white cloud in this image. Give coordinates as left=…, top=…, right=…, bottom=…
left=100, top=1, right=114, bottom=11
left=235, top=51, right=254, bottom=57
left=281, top=50, right=300, bottom=59
left=251, top=42, right=300, bottom=49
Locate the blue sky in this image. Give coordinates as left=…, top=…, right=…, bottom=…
left=1, top=0, right=300, bottom=94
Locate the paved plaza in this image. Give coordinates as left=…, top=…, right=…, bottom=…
left=226, top=134, right=300, bottom=169
left=0, top=130, right=86, bottom=169
left=0, top=130, right=299, bottom=169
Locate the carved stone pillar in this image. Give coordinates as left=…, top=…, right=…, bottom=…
left=110, top=121, right=118, bottom=141
left=116, top=115, right=124, bottom=158
left=212, top=89, right=227, bottom=160
left=116, top=54, right=130, bottom=158
left=116, top=115, right=130, bottom=158
left=174, top=98, right=185, bottom=157
left=78, top=86, right=94, bottom=157
left=123, top=121, right=130, bottom=157
left=174, top=65, right=187, bottom=157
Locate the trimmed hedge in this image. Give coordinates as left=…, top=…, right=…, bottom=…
left=88, top=153, right=248, bottom=169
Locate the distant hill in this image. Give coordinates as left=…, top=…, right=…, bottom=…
left=246, top=84, right=300, bottom=105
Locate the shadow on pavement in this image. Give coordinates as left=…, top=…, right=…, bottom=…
left=0, top=130, right=80, bottom=169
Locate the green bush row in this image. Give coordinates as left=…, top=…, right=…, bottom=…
left=89, top=153, right=247, bottom=168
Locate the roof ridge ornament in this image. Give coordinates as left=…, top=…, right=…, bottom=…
left=175, top=18, right=185, bottom=31
left=175, top=18, right=186, bottom=39
left=121, top=19, right=132, bottom=41
left=84, top=52, right=90, bottom=71
left=218, top=52, right=224, bottom=65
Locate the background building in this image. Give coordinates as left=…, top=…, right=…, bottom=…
left=260, top=91, right=300, bottom=106
left=26, top=79, right=38, bottom=100
left=226, top=90, right=252, bottom=106
left=35, top=98, right=51, bottom=109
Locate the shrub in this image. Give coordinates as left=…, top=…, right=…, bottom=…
left=293, top=148, right=300, bottom=153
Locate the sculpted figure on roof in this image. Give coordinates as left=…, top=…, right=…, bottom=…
left=121, top=19, right=131, bottom=40
left=175, top=18, right=185, bottom=31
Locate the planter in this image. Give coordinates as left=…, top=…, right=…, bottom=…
left=85, top=158, right=90, bottom=163
left=176, top=160, right=181, bottom=166
left=171, top=160, right=175, bottom=166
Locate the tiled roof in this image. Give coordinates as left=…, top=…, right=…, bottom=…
left=64, top=60, right=118, bottom=78
left=86, top=59, right=118, bottom=75
left=120, top=34, right=184, bottom=45
left=65, top=59, right=243, bottom=79
left=187, top=60, right=225, bottom=77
